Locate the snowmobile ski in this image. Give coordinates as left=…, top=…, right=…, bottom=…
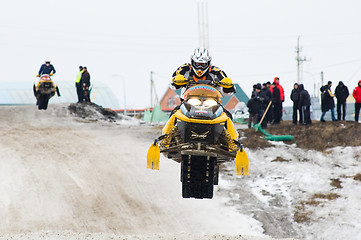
left=235, top=148, right=249, bottom=176
left=147, top=141, right=160, bottom=170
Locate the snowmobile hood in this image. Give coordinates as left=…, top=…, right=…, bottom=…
left=174, top=110, right=228, bottom=124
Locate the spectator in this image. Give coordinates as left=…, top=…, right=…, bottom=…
left=262, top=83, right=272, bottom=125
left=270, top=77, right=284, bottom=122
left=320, top=81, right=336, bottom=122
left=247, top=84, right=266, bottom=128
left=271, top=82, right=282, bottom=124
left=352, top=80, right=361, bottom=122
left=290, top=83, right=301, bottom=124
left=335, top=81, right=349, bottom=121
left=298, top=84, right=312, bottom=125
left=251, top=84, right=258, bottom=98
left=81, top=67, right=91, bottom=102
left=76, top=66, right=84, bottom=103
left=265, top=81, right=273, bottom=123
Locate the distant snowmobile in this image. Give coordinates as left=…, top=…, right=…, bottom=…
left=33, top=74, right=60, bottom=110
left=147, top=81, right=249, bottom=199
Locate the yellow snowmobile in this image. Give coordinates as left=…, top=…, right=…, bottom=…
left=147, top=82, right=249, bottom=199
left=33, top=74, right=60, bottom=110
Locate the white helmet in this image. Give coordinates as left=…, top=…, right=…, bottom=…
left=191, top=47, right=212, bottom=77
left=45, top=58, right=51, bottom=63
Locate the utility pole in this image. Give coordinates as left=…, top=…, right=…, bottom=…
left=319, top=71, right=324, bottom=98
left=295, top=36, right=308, bottom=84
left=150, top=71, right=159, bottom=109
left=197, top=1, right=209, bottom=49
left=150, top=71, right=153, bottom=109
left=321, top=71, right=324, bottom=86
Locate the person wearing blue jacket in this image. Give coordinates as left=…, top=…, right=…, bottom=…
left=37, top=59, right=56, bottom=76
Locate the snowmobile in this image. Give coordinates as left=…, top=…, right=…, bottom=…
left=33, top=74, right=60, bottom=110
left=147, top=82, right=249, bottom=199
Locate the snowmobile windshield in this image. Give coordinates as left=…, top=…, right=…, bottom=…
left=184, top=84, right=223, bottom=102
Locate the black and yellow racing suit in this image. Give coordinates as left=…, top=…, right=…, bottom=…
left=171, top=63, right=235, bottom=93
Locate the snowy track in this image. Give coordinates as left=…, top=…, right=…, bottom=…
left=0, top=105, right=293, bottom=240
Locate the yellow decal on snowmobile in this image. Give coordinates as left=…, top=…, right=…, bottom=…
left=147, top=142, right=160, bottom=170
left=235, top=148, right=249, bottom=176
left=162, top=114, right=176, bottom=134
left=226, top=118, right=239, bottom=140
left=174, top=110, right=229, bottom=124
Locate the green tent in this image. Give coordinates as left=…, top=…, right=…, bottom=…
left=144, top=105, right=169, bottom=123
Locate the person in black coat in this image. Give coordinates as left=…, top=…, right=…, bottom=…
left=298, top=84, right=312, bottom=125
left=81, top=67, right=91, bottom=102
left=247, top=84, right=266, bottom=128
left=262, top=83, right=272, bottom=125
left=271, top=82, right=282, bottom=124
left=320, top=81, right=336, bottom=122
left=290, top=83, right=301, bottom=124
left=335, top=81, right=349, bottom=121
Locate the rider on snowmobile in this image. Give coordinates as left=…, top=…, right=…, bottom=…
left=172, top=47, right=235, bottom=95
left=37, top=59, right=56, bottom=77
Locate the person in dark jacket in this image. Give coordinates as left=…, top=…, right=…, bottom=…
left=271, top=82, right=282, bottom=124
left=298, top=84, right=312, bottom=125
left=262, top=83, right=272, bottom=125
left=320, top=81, right=336, bottom=122
left=251, top=84, right=257, bottom=98
left=76, top=66, right=84, bottom=103
left=37, top=59, right=56, bottom=76
left=335, top=81, right=349, bottom=121
left=352, top=80, right=361, bottom=122
left=247, top=84, right=266, bottom=128
left=265, top=81, right=273, bottom=123
left=81, top=67, right=91, bottom=102
left=290, top=83, right=301, bottom=124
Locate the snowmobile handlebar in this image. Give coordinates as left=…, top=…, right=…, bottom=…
left=186, top=77, right=221, bottom=88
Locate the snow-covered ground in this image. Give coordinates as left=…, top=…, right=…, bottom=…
left=218, top=140, right=361, bottom=239
left=0, top=105, right=295, bottom=240
left=0, top=104, right=360, bottom=239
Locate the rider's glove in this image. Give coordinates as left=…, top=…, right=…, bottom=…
left=36, top=74, right=40, bottom=77
left=50, top=73, right=53, bottom=76
left=218, top=77, right=233, bottom=88
left=172, top=74, right=189, bottom=86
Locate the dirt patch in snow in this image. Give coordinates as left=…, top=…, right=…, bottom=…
left=353, top=173, right=361, bottom=181
left=68, top=102, right=118, bottom=121
left=294, top=193, right=340, bottom=223
left=240, top=120, right=361, bottom=151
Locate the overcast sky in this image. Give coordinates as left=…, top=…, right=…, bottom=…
left=1, top=0, right=361, bottom=108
